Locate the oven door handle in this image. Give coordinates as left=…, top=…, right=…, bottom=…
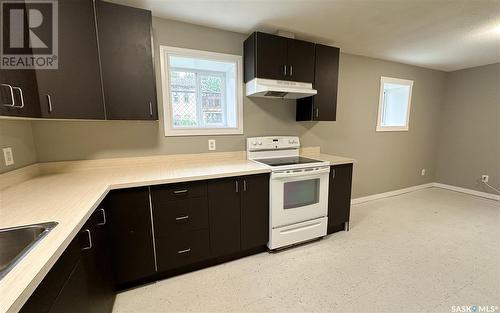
left=271, top=166, right=330, bottom=179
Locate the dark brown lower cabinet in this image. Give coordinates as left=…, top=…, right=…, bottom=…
left=20, top=208, right=114, bottom=313
left=241, top=174, right=270, bottom=250
left=208, top=177, right=242, bottom=257
left=151, top=182, right=211, bottom=271
left=22, top=174, right=270, bottom=310
left=106, top=187, right=156, bottom=286
left=209, top=174, right=270, bottom=257
left=327, top=163, right=353, bottom=234
left=155, top=229, right=210, bottom=271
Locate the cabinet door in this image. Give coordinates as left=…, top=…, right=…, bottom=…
left=0, top=70, right=41, bottom=117
left=0, top=2, right=41, bottom=118
left=49, top=259, right=91, bottom=313
left=82, top=208, right=115, bottom=313
left=286, top=39, right=315, bottom=83
left=241, top=174, right=269, bottom=250
left=327, top=164, right=353, bottom=234
left=296, top=44, right=339, bottom=121
left=20, top=236, right=83, bottom=313
left=208, top=178, right=241, bottom=257
left=255, top=32, right=287, bottom=81
left=107, top=187, right=156, bottom=286
left=36, top=0, right=104, bottom=119
left=313, top=45, right=339, bottom=121
left=96, top=1, right=157, bottom=120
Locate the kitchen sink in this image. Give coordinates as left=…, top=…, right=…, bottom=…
left=0, top=221, right=58, bottom=280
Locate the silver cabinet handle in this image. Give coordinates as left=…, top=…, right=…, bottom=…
left=290, top=65, right=293, bottom=77
left=331, top=169, right=335, bottom=179
left=283, top=65, right=287, bottom=77
left=175, top=215, right=189, bottom=221
left=243, top=179, right=247, bottom=192
left=47, top=95, right=53, bottom=113
left=1, top=84, right=15, bottom=107
left=235, top=180, right=239, bottom=193
left=315, top=107, right=319, bottom=118
left=149, top=101, right=153, bottom=116
left=97, top=208, right=106, bottom=226
left=12, top=87, right=24, bottom=108
left=173, top=189, right=188, bottom=194
left=82, top=229, right=92, bottom=250
left=177, top=248, right=191, bottom=254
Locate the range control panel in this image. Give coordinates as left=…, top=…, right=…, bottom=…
left=247, top=136, right=300, bottom=151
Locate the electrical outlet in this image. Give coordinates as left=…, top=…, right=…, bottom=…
left=208, top=139, right=216, bottom=151
left=3, top=147, right=14, bottom=166
left=481, top=175, right=489, bottom=183
left=421, top=169, right=426, bottom=176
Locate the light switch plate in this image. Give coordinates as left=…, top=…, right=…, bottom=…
left=3, top=147, right=14, bottom=166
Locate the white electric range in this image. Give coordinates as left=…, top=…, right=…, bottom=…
left=247, top=136, right=330, bottom=250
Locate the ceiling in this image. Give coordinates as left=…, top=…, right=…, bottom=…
left=111, top=0, right=500, bottom=72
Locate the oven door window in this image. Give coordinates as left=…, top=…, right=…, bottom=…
left=283, top=178, right=320, bottom=209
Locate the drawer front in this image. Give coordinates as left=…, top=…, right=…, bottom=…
left=152, top=197, right=208, bottom=234
left=151, top=181, right=207, bottom=201
left=156, top=229, right=210, bottom=271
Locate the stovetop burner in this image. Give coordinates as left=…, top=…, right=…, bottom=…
left=254, top=156, right=323, bottom=167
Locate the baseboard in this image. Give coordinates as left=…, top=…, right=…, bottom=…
left=432, top=183, right=500, bottom=201
left=351, top=182, right=500, bottom=205
left=351, top=183, right=434, bottom=204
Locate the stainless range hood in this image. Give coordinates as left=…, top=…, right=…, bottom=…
left=245, top=78, right=317, bottom=99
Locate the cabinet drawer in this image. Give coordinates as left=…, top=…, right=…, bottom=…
left=156, top=229, right=210, bottom=271
left=151, top=181, right=207, bottom=201
left=152, top=197, right=208, bottom=234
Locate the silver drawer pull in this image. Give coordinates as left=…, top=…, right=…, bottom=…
left=97, top=208, right=106, bottom=226
left=1, top=84, right=15, bottom=107
left=175, top=215, right=189, bottom=221
left=12, top=87, right=24, bottom=108
left=173, top=189, right=188, bottom=194
left=47, top=94, right=53, bottom=113
left=82, top=229, right=92, bottom=250
left=177, top=248, right=191, bottom=254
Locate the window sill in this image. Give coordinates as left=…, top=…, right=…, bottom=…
left=165, top=128, right=244, bottom=137
left=376, top=126, right=409, bottom=132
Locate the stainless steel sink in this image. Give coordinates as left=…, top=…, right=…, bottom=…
left=0, top=221, right=58, bottom=280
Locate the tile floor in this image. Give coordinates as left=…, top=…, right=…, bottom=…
left=112, top=187, right=500, bottom=313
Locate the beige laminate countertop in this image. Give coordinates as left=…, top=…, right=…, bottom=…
left=0, top=150, right=354, bottom=313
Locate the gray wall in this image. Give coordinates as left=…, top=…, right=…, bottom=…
left=435, top=63, right=500, bottom=195
left=301, top=54, right=446, bottom=197
left=0, top=120, right=37, bottom=173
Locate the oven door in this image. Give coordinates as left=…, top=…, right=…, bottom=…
left=270, top=166, right=330, bottom=228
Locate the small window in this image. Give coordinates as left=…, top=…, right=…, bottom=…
left=376, top=76, right=414, bottom=131
left=160, top=46, right=243, bottom=136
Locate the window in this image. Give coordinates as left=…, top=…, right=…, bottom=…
left=160, top=46, right=243, bottom=136
left=376, top=76, right=414, bottom=131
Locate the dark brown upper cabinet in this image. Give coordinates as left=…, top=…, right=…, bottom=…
left=0, top=69, right=41, bottom=118
left=36, top=0, right=105, bottom=119
left=0, top=2, right=41, bottom=118
left=96, top=0, right=158, bottom=120
left=244, top=32, right=315, bottom=84
left=297, top=44, right=340, bottom=121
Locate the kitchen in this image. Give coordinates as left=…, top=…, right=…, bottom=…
left=0, top=1, right=499, bottom=313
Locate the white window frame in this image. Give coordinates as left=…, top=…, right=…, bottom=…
left=376, top=76, right=414, bottom=132
left=160, top=46, right=243, bottom=136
